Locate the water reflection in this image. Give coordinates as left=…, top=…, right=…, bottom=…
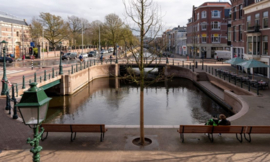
left=45, top=78, right=232, bottom=125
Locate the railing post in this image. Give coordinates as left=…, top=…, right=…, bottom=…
left=202, top=60, right=204, bottom=70
left=71, top=65, right=74, bottom=74
left=241, top=78, right=243, bottom=88
left=80, top=62, right=82, bottom=70
left=248, top=81, right=250, bottom=91
left=12, top=84, right=18, bottom=119
left=68, top=70, right=70, bottom=75
left=44, top=70, right=46, bottom=81
left=189, top=63, right=191, bottom=69
left=22, top=75, right=25, bottom=89
left=49, top=74, right=50, bottom=79
left=87, top=61, right=89, bottom=67
left=40, top=76, right=42, bottom=83
left=5, top=90, right=11, bottom=111
left=205, top=65, right=207, bottom=72
left=173, top=59, right=174, bottom=66
left=195, top=61, right=198, bottom=68
left=257, top=84, right=259, bottom=95
left=15, top=84, right=18, bottom=97
left=76, top=64, right=78, bottom=72
left=192, top=65, right=194, bottom=72
left=52, top=68, right=55, bottom=78
left=215, top=69, right=217, bottom=76
left=234, top=76, right=236, bottom=85
left=94, top=60, right=96, bottom=65
left=84, top=61, right=86, bottom=69
left=182, top=61, right=184, bottom=67
left=229, top=74, right=231, bottom=82
left=34, top=72, right=36, bottom=82
left=212, top=67, right=213, bottom=75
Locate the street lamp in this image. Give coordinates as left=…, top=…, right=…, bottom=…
left=16, top=82, right=52, bottom=162
left=59, top=42, right=63, bottom=75
left=1, top=40, right=8, bottom=95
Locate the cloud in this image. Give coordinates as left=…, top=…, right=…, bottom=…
left=2, top=0, right=230, bottom=30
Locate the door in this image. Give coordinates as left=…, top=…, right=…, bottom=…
left=15, top=46, right=20, bottom=58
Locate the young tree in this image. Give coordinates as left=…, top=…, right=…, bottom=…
left=123, top=0, right=164, bottom=145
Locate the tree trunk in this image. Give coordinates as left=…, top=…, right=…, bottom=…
left=140, top=80, right=144, bottom=145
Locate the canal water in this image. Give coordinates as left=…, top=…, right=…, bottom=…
left=45, top=78, right=232, bottom=125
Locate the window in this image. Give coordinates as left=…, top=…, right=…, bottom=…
left=239, top=25, right=242, bottom=41
left=228, top=27, right=231, bottom=41
left=255, top=13, right=260, bottom=27
left=247, top=36, right=252, bottom=54
left=263, top=36, right=268, bottom=55
left=212, top=34, right=220, bottom=43
left=239, top=5, right=243, bottom=19
left=247, top=16, right=251, bottom=30
left=212, top=22, right=220, bottom=30
left=201, top=22, right=207, bottom=30
left=201, top=11, right=207, bottom=18
left=202, top=34, right=207, bottom=43
left=233, top=26, right=236, bottom=41
left=263, top=11, right=268, bottom=28
left=255, top=0, right=262, bottom=2
left=233, top=7, right=236, bottom=20
left=197, top=13, right=200, bottom=20
left=16, top=31, right=19, bottom=37
left=212, top=10, right=221, bottom=18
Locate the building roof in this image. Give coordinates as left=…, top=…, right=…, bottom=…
left=0, top=13, right=28, bottom=26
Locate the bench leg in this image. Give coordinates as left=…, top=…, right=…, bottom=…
left=208, top=133, right=213, bottom=142
left=100, top=133, right=103, bottom=142
left=236, top=133, right=243, bottom=143
left=41, top=132, right=48, bottom=141
left=180, top=133, right=184, bottom=143
left=71, top=132, right=76, bottom=142
left=244, top=133, right=251, bottom=143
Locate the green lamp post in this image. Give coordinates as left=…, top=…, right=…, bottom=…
left=16, top=82, right=52, bottom=162
left=59, top=42, right=63, bottom=75
left=1, top=40, right=8, bottom=95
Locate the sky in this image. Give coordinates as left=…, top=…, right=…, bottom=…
left=1, top=0, right=230, bottom=31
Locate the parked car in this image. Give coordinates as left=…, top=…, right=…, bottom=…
left=62, top=52, right=77, bottom=60
left=81, top=53, right=88, bottom=58
left=0, top=57, right=13, bottom=63
left=88, top=51, right=96, bottom=57
left=101, top=50, right=108, bottom=54
left=108, top=48, right=114, bottom=53
left=214, top=50, right=231, bottom=61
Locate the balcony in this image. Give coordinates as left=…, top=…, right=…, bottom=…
left=247, top=25, right=260, bottom=33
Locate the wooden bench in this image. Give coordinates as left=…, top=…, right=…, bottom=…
left=177, top=125, right=244, bottom=143
left=210, top=81, right=231, bottom=91
left=244, top=126, right=270, bottom=142
left=41, top=124, right=108, bottom=142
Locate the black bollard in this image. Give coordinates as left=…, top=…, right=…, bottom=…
left=195, top=61, right=198, bottom=68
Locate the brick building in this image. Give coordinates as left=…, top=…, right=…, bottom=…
left=0, top=12, right=30, bottom=58
left=186, top=2, right=231, bottom=58
left=242, top=0, right=270, bottom=77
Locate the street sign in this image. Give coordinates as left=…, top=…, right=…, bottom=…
left=30, top=42, right=35, bottom=47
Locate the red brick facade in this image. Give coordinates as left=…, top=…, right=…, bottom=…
left=187, top=2, right=231, bottom=58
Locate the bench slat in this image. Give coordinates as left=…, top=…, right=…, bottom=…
left=245, top=126, right=270, bottom=134
left=41, top=124, right=107, bottom=133
left=41, top=124, right=71, bottom=132
left=178, top=125, right=244, bottom=134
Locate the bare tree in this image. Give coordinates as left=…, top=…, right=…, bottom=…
left=38, top=12, right=69, bottom=49
left=67, top=16, right=90, bottom=47
left=123, top=0, right=164, bottom=145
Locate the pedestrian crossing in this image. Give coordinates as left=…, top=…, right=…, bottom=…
left=0, top=70, right=24, bottom=75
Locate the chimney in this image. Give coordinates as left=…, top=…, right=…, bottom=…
left=23, top=19, right=26, bottom=22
